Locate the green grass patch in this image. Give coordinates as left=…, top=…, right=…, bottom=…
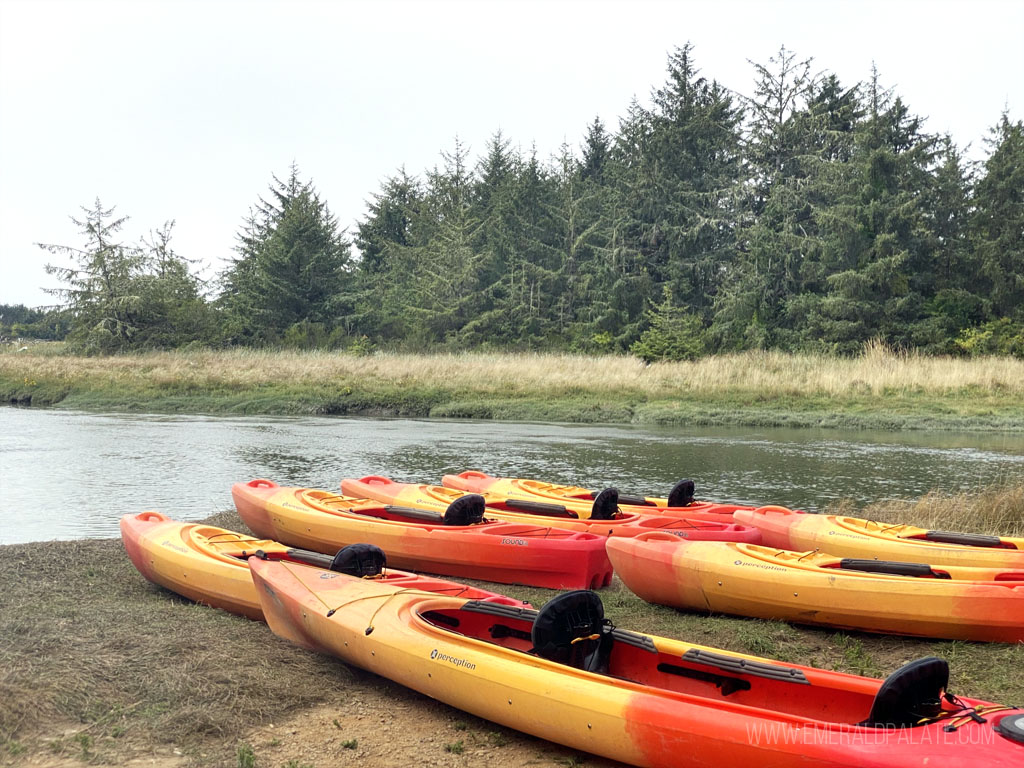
left=3, top=348, right=1024, bottom=430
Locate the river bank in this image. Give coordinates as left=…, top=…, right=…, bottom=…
left=2, top=485, right=1023, bottom=767
left=3, top=347, right=1024, bottom=430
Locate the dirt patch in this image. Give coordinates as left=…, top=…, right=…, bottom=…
left=240, top=686, right=621, bottom=768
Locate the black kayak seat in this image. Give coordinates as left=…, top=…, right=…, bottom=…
left=590, top=488, right=619, bottom=520
left=667, top=479, right=696, bottom=507
left=531, top=590, right=612, bottom=673
left=330, top=543, right=386, bottom=577
left=443, top=495, right=486, bottom=526
left=838, top=559, right=951, bottom=579
left=859, top=656, right=949, bottom=728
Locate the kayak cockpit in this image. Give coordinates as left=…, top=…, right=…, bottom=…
left=417, top=591, right=968, bottom=728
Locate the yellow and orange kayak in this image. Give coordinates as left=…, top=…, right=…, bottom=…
left=120, top=511, right=524, bottom=620
left=250, top=558, right=1024, bottom=768
left=340, top=475, right=762, bottom=543
left=606, top=533, right=1024, bottom=642
left=736, top=507, right=1024, bottom=568
left=442, top=470, right=761, bottom=522
left=232, top=479, right=613, bottom=590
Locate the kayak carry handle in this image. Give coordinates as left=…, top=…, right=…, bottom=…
left=457, top=470, right=490, bottom=480
left=751, top=505, right=797, bottom=516
left=357, top=475, right=394, bottom=486
left=634, top=531, right=686, bottom=543
left=136, top=510, right=169, bottom=522
left=247, top=479, right=277, bottom=489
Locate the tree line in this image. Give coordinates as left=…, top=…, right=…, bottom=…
left=8, top=45, right=1023, bottom=358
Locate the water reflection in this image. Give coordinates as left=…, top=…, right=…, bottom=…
left=1, top=408, right=1022, bottom=545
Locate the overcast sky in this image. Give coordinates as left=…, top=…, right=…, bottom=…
left=1, top=0, right=1021, bottom=308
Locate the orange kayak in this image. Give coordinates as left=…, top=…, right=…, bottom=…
left=251, top=558, right=1024, bottom=767
left=607, top=533, right=1024, bottom=642
left=736, top=507, right=1024, bottom=568
left=340, top=475, right=762, bottom=543
left=442, top=470, right=764, bottom=522
left=232, top=479, right=613, bottom=589
left=120, top=511, right=524, bottom=620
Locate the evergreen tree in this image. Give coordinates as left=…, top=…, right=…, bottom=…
left=712, top=46, right=818, bottom=349
left=804, top=69, right=939, bottom=352
left=611, top=44, right=744, bottom=350
left=972, top=113, right=1024, bottom=321
left=41, top=201, right=211, bottom=351
left=220, top=165, right=352, bottom=343
left=40, top=199, right=146, bottom=353
left=580, top=116, right=611, bottom=183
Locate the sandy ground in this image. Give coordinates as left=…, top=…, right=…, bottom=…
left=8, top=677, right=625, bottom=768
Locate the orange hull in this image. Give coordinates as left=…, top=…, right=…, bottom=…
left=232, top=479, right=614, bottom=589
left=120, top=511, right=524, bottom=620
left=340, top=475, right=762, bottom=543
left=607, top=533, right=1024, bottom=642
left=737, top=507, right=1024, bottom=568
left=251, top=558, right=1024, bottom=768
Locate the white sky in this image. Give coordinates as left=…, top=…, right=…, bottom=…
left=1, top=0, right=1021, bottom=308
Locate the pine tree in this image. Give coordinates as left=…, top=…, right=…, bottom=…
left=40, top=199, right=146, bottom=352
left=712, top=46, right=818, bottom=349
left=972, top=113, right=1024, bottom=321
left=219, top=165, right=352, bottom=343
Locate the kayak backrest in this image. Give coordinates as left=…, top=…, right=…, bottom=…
left=530, top=590, right=611, bottom=673
left=859, top=656, right=948, bottom=728
left=590, top=488, right=619, bottom=521
left=667, top=479, right=696, bottom=507
left=330, top=543, right=386, bottom=577
left=443, top=495, right=486, bottom=526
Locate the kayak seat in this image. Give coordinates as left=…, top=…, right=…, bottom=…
left=668, top=479, right=696, bottom=507
left=590, top=488, right=619, bottom=520
left=858, top=656, right=948, bottom=728
left=330, top=543, right=386, bottom=577
left=531, top=590, right=612, bottom=674
left=444, top=495, right=486, bottom=526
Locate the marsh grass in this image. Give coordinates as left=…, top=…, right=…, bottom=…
left=834, top=481, right=1024, bottom=538
left=3, top=345, right=1024, bottom=429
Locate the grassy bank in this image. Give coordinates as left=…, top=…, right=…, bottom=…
left=2, top=485, right=1023, bottom=767
left=3, top=345, right=1024, bottom=430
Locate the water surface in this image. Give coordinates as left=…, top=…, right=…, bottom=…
left=2, top=407, right=1022, bottom=544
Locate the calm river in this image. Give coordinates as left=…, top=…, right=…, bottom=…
left=2, top=407, right=1023, bottom=545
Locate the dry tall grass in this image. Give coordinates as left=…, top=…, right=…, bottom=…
left=4, top=343, right=1023, bottom=399
left=833, top=482, right=1024, bottom=538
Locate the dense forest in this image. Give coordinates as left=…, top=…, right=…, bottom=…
left=4, top=45, right=1023, bottom=359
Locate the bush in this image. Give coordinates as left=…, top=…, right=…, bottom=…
left=629, top=288, right=707, bottom=363
left=955, top=318, right=1024, bottom=358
